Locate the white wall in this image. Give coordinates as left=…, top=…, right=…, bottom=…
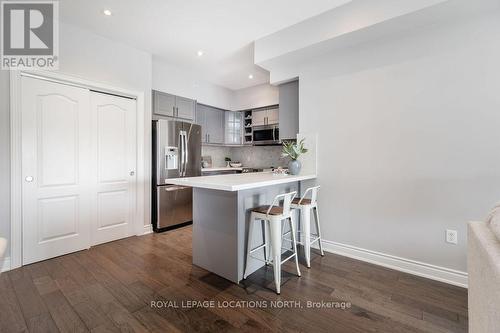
left=58, top=23, right=152, bottom=96
left=0, top=70, right=10, bottom=258
left=233, top=83, right=279, bottom=110
left=297, top=12, right=500, bottom=273
left=153, top=59, right=234, bottom=110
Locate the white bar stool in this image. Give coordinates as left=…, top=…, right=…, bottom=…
left=291, top=186, right=324, bottom=268
left=243, top=191, right=301, bottom=294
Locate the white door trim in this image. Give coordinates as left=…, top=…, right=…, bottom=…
left=10, top=70, right=146, bottom=269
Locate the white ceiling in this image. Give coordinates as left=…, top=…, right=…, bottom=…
left=59, top=0, right=351, bottom=90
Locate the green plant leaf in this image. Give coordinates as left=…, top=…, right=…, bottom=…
left=281, top=139, right=307, bottom=160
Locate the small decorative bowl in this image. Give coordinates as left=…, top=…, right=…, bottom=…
left=230, top=162, right=242, bottom=168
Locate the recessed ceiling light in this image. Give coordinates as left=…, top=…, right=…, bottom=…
left=197, top=50, right=204, bottom=57
left=103, top=9, right=112, bottom=16
left=248, top=74, right=254, bottom=79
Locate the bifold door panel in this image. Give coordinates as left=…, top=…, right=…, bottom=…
left=91, top=92, right=137, bottom=246
left=22, top=77, right=92, bottom=264
left=21, top=76, right=137, bottom=265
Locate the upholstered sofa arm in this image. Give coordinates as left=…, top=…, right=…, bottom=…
left=468, top=221, right=500, bottom=333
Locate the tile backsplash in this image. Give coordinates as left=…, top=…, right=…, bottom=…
left=201, top=146, right=231, bottom=167
left=202, top=145, right=288, bottom=168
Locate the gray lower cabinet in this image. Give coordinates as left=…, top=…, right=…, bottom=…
left=153, top=90, right=195, bottom=121
left=196, top=104, right=225, bottom=144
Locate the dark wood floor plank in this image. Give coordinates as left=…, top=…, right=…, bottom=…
left=40, top=254, right=123, bottom=332
left=133, top=306, right=182, bottom=333
left=1, top=226, right=468, bottom=333
left=99, top=301, right=149, bottom=333
left=7, top=268, right=54, bottom=324
left=26, top=312, right=60, bottom=333
left=41, top=290, right=88, bottom=333
left=72, top=300, right=113, bottom=331
left=90, top=322, right=120, bottom=333
left=75, top=251, right=145, bottom=313
left=0, top=273, right=28, bottom=333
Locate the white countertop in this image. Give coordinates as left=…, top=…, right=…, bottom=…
left=202, top=167, right=243, bottom=172
left=166, top=172, right=316, bottom=191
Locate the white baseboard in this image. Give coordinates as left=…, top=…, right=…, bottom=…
left=143, top=224, right=153, bottom=235
left=1, top=257, right=11, bottom=273
left=315, top=240, right=468, bottom=288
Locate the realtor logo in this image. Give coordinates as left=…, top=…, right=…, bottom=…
left=1, top=1, right=59, bottom=69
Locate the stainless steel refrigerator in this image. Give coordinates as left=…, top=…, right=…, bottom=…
left=152, top=119, right=201, bottom=231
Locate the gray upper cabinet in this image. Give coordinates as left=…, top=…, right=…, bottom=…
left=225, top=111, right=243, bottom=145
left=195, top=104, right=208, bottom=143
left=252, top=107, right=279, bottom=126
left=252, top=109, right=267, bottom=126
left=153, top=90, right=195, bottom=121
left=176, top=95, right=196, bottom=120
left=206, top=108, right=225, bottom=144
left=196, top=104, right=225, bottom=144
left=278, top=80, right=299, bottom=140
left=266, top=107, right=279, bottom=125
left=153, top=90, right=176, bottom=117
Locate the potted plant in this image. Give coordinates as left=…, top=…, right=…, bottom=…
left=225, top=157, right=231, bottom=167
left=282, top=139, right=308, bottom=175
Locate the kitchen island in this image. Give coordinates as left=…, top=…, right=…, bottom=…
left=167, top=172, right=316, bottom=283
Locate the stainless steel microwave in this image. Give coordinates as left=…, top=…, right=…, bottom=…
left=253, top=125, right=280, bottom=145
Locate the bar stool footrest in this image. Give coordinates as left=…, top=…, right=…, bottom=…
left=281, top=253, right=297, bottom=265
left=249, top=243, right=267, bottom=254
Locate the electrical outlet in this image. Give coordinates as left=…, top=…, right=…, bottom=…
left=446, top=229, right=458, bottom=244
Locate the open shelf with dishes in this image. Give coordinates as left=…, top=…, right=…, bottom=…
left=243, top=110, right=253, bottom=145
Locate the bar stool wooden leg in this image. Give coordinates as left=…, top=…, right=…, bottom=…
left=289, top=215, right=301, bottom=277
left=244, top=212, right=256, bottom=279
left=301, top=206, right=312, bottom=268
left=269, top=216, right=283, bottom=294
left=313, top=206, right=325, bottom=256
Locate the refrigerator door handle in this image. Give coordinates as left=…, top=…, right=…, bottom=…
left=178, top=131, right=184, bottom=176
left=183, top=132, right=189, bottom=176
left=180, top=130, right=188, bottom=177
left=183, top=131, right=187, bottom=176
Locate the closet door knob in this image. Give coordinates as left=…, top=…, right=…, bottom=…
left=25, top=176, right=34, bottom=182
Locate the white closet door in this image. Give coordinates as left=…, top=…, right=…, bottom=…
left=90, top=92, right=137, bottom=245
left=22, top=77, right=92, bottom=265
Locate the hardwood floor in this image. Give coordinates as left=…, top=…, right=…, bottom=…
left=0, top=226, right=468, bottom=333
